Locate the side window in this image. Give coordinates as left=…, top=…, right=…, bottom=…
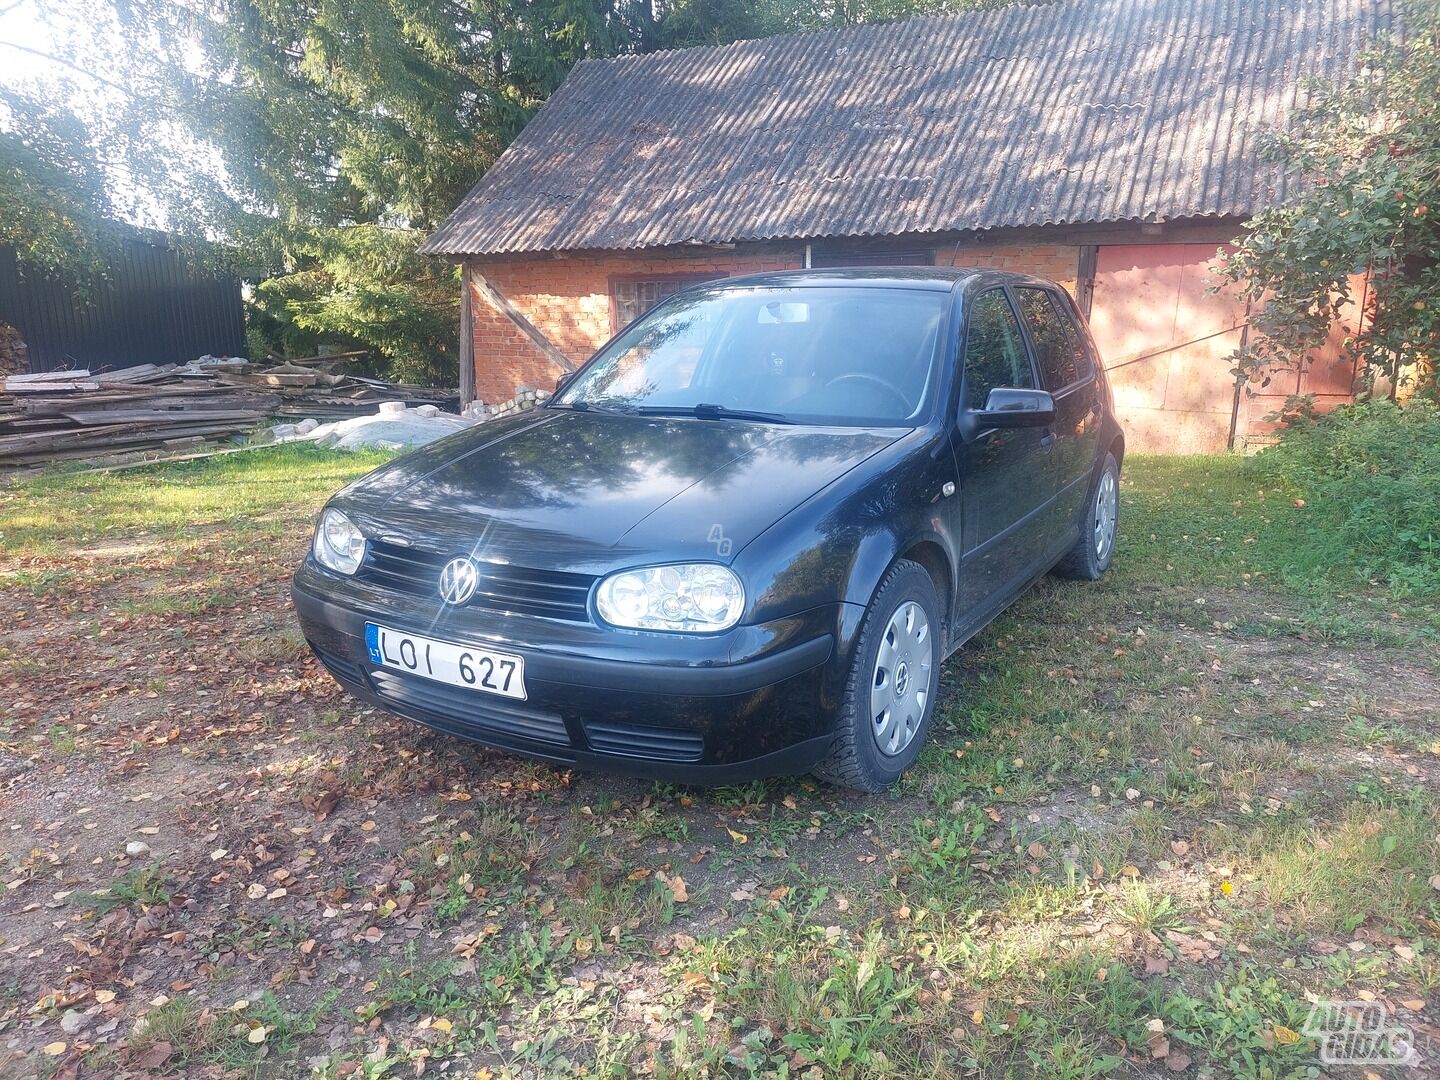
left=963, top=289, right=1032, bottom=409
left=1016, top=288, right=1093, bottom=390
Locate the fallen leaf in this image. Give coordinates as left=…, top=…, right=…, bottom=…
left=668, top=875, right=689, bottom=903
left=132, top=1042, right=173, bottom=1070
left=1026, top=841, right=1047, bottom=859
left=432, top=1018, right=453, bottom=1034
left=43, top=1042, right=66, bottom=1056
left=94, top=989, right=116, bottom=1004
left=1400, top=998, right=1425, bottom=1011
left=726, top=828, right=749, bottom=845
left=247, top=1025, right=268, bottom=1044
left=1164, top=1050, right=1192, bottom=1071
left=301, top=790, right=340, bottom=819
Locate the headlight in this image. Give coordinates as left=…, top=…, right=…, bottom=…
left=312, top=507, right=366, bottom=575
left=595, top=563, right=744, bottom=632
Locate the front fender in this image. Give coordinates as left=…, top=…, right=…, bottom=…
left=734, top=431, right=959, bottom=626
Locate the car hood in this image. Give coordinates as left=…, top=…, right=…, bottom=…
left=336, top=409, right=898, bottom=573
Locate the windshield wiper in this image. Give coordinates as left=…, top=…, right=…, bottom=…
left=546, top=400, right=630, bottom=415
left=635, top=403, right=795, bottom=425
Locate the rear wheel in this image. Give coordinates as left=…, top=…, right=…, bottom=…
left=813, top=559, right=941, bottom=792
left=1054, top=451, right=1119, bottom=580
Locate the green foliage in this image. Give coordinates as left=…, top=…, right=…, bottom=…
left=81, top=862, right=174, bottom=914
left=1259, top=398, right=1440, bottom=594
left=251, top=227, right=459, bottom=384
left=1155, top=969, right=1315, bottom=1080
left=1218, top=0, right=1440, bottom=404
left=0, top=88, right=118, bottom=281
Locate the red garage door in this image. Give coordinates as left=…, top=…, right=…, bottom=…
left=1088, top=244, right=1361, bottom=454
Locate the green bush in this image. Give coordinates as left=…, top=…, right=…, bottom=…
left=1259, top=398, right=1440, bottom=594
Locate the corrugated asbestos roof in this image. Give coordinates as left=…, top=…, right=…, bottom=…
left=423, top=0, right=1394, bottom=256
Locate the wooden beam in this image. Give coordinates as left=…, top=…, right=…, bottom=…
left=470, top=271, right=576, bottom=376
left=459, top=264, right=476, bottom=407
left=1076, top=245, right=1098, bottom=317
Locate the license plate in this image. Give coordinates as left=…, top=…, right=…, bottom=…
left=365, top=623, right=526, bottom=700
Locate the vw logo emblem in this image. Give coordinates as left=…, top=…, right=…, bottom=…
left=438, top=557, right=479, bottom=606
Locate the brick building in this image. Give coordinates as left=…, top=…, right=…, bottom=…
left=424, top=0, right=1391, bottom=452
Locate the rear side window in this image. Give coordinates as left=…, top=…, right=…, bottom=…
left=963, top=289, right=1033, bottom=409
left=1016, top=288, right=1095, bottom=390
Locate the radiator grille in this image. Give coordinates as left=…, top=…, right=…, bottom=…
left=360, top=539, right=596, bottom=622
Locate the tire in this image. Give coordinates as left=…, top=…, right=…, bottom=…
left=1054, top=451, right=1120, bottom=580
left=813, top=559, right=942, bottom=793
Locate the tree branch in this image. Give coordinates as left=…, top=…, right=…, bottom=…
left=0, top=41, right=134, bottom=96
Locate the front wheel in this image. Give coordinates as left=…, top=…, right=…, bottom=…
left=1054, top=451, right=1120, bottom=580
left=813, top=559, right=942, bottom=792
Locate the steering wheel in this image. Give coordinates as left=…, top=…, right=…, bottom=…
left=824, top=372, right=911, bottom=411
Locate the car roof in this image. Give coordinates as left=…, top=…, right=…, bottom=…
left=703, top=267, right=1062, bottom=293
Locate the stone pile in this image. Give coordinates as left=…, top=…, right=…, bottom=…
left=463, top=386, right=552, bottom=424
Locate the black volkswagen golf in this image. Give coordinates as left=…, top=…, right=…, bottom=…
left=293, top=269, right=1123, bottom=791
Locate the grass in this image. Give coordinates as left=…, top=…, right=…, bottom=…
left=1, top=448, right=1437, bottom=1078
left=80, top=862, right=174, bottom=914
left=1208, top=791, right=1440, bottom=935
left=127, top=990, right=340, bottom=1074
left=0, top=443, right=391, bottom=555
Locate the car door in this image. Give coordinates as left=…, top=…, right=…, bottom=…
left=950, top=287, right=1057, bottom=621
left=1014, top=286, right=1102, bottom=543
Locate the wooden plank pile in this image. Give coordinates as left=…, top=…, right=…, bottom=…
left=1, top=357, right=458, bottom=469
left=214, top=355, right=456, bottom=420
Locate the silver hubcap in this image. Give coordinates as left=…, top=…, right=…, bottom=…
left=1094, top=470, right=1118, bottom=560
left=871, top=600, right=932, bottom=757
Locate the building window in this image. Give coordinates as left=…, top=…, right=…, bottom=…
left=610, top=274, right=725, bottom=333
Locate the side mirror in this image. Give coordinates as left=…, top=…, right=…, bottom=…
left=958, top=387, right=1055, bottom=441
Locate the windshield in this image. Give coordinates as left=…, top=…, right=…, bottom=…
left=554, top=286, right=947, bottom=426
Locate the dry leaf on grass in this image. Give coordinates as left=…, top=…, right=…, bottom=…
left=1165, top=1050, right=1192, bottom=1071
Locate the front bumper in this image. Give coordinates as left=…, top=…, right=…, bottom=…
left=292, top=561, right=863, bottom=783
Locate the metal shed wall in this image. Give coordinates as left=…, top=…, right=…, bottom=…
left=0, top=238, right=245, bottom=373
